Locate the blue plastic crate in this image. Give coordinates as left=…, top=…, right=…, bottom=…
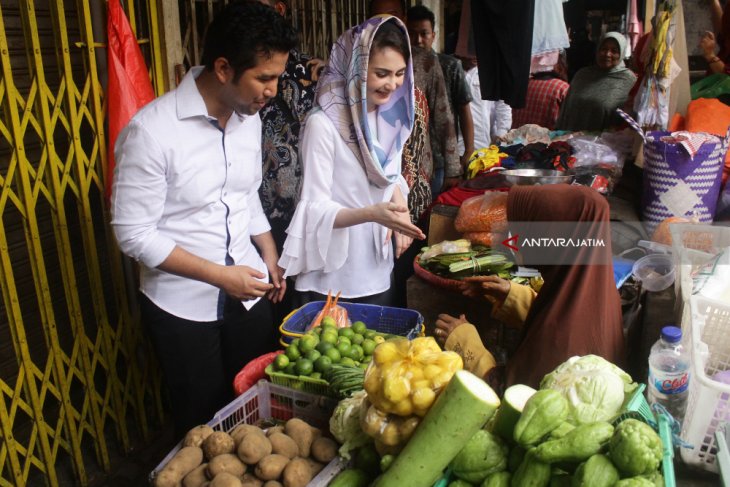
left=279, top=301, right=424, bottom=344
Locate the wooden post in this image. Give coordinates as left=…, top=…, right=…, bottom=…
left=669, top=0, right=691, bottom=118
left=156, top=0, right=184, bottom=90
left=644, top=0, right=656, bottom=31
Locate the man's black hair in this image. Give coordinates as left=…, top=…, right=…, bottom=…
left=406, top=4, right=436, bottom=30
left=201, top=1, right=298, bottom=81
left=368, top=0, right=407, bottom=17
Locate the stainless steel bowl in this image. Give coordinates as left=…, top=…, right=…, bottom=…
left=502, top=169, right=575, bottom=186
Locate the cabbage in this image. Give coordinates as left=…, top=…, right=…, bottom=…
left=540, top=355, right=637, bottom=425
left=329, top=390, right=370, bottom=459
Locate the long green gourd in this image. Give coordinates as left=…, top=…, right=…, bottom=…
left=374, top=370, right=501, bottom=487
left=490, top=384, right=536, bottom=443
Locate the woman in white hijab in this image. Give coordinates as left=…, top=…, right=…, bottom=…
left=556, top=32, right=637, bottom=131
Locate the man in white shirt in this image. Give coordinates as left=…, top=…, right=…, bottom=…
left=111, top=2, right=297, bottom=437
left=458, top=58, right=512, bottom=153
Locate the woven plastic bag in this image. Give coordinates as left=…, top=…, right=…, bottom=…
left=617, top=110, right=728, bottom=235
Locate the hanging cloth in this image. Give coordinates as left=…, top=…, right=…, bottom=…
left=531, top=0, right=570, bottom=55
left=470, top=0, right=535, bottom=108
left=627, top=0, right=644, bottom=51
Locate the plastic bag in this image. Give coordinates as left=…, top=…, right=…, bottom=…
left=651, top=216, right=695, bottom=245
left=692, top=247, right=730, bottom=303
left=568, top=136, right=625, bottom=168
left=568, top=132, right=633, bottom=195
left=233, top=351, right=281, bottom=396
left=359, top=398, right=421, bottom=447
left=691, top=73, right=730, bottom=100
left=419, top=239, right=472, bottom=261
left=454, top=192, right=508, bottom=233
left=463, top=231, right=505, bottom=247
left=306, top=291, right=350, bottom=330
left=363, top=337, right=463, bottom=417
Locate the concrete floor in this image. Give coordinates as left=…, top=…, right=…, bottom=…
left=87, top=424, right=175, bottom=487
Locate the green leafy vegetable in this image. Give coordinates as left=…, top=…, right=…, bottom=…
left=329, top=390, right=370, bottom=459
left=540, top=355, right=638, bottom=425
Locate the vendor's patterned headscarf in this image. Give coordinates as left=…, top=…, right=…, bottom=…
left=315, top=15, right=414, bottom=188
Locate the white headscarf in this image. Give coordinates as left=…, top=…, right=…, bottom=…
left=597, top=31, right=629, bottom=73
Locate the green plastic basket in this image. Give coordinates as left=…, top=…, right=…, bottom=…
left=265, top=364, right=335, bottom=397
left=613, top=384, right=676, bottom=487
left=624, top=384, right=654, bottom=420
left=432, top=468, right=452, bottom=487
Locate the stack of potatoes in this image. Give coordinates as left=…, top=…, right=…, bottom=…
left=154, top=417, right=339, bottom=487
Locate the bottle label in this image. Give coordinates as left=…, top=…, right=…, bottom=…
left=650, top=371, right=690, bottom=395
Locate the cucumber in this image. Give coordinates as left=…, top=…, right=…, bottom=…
left=329, top=468, right=370, bottom=487
left=374, top=371, right=501, bottom=487
left=491, top=384, right=536, bottom=443
left=380, top=454, right=395, bottom=472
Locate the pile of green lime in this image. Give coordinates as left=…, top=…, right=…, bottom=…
left=273, top=318, right=387, bottom=380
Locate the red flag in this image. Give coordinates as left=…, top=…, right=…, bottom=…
left=106, top=0, right=155, bottom=198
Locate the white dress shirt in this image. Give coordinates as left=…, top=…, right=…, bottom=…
left=458, top=67, right=513, bottom=153
left=279, top=110, right=408, bottom=298
left=111, top=66, right=270, bottom=321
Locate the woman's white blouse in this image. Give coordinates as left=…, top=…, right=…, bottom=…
left=279, top=110, right=408, bottom=298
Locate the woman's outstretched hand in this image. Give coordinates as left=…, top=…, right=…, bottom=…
left=372, top=201, right=425, bottom=240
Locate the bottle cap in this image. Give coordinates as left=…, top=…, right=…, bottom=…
left=661, top=326, right=682, bottom=343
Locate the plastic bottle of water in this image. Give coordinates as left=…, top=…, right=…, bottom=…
left=647, top=325, right=690, bottom=423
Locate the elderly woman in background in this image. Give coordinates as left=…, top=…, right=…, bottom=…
left=556, top=32, right=636, bottom=132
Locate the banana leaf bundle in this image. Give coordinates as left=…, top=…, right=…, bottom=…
left=418, top=245, right=514, bottom=280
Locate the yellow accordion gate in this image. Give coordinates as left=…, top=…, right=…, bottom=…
left=0, top=0, right=377, bottom=484
left=0, top=0, right=165, bottom=485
